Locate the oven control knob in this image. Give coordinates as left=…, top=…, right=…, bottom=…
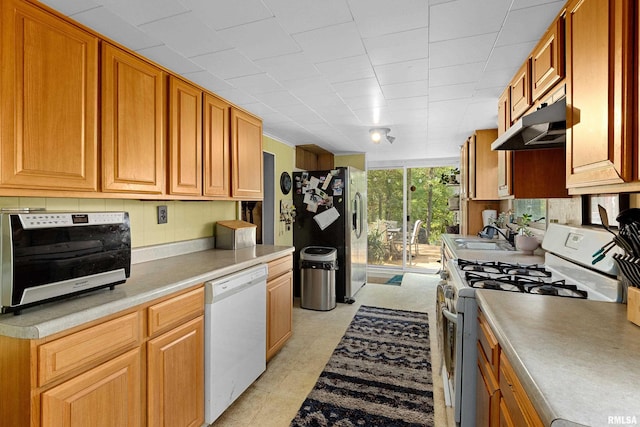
left=443, top=285, right=454, bottom=299
left=439, top=269, right=449, bottom=280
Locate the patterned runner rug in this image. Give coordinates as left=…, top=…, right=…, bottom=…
left=290, top=305, right=434, bottom=426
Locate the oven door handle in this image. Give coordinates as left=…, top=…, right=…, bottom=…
left=441, top=306, right=458, bottom=324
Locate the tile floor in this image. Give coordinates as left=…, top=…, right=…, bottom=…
left=211, top=272, right=454, bottom=427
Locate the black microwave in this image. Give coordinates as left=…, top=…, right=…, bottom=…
left=0, top=211, right=131, bottom=314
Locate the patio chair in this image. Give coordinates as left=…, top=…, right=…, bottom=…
left=407, top=220, right=423, bottom=265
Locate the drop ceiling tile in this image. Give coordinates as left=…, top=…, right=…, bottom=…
left=315, top=55, right=375, bottom=84
left=475, top=68, right=515, bottom=89
left=512, top=0, right=565, bottom=11
left=254, top=52, right=320, bottom=82
left=226, top=73, right=284, bottom=95
left=351, top=108, right=393, bottom=126
left=374, top=59, right=429, bottom=86
left=381, top=80, right=428, bottom=99
left=235, top=102, right=278, bottom=117
left=332, top=78, right=383, bottom=99
left=218, top=18, right=300, bottom=61
left=363, top=27, right=428, bottom=66
left=189, top=49, right=262, bottom=80
left=293, top=22, right=366, bottom=63
left=70, top=6, right=159, bottom=50
left=428, top=83, right=475, bottom=102
left=181, top=71, right=234, bottom=93
left=97, top=0, right=187, bottom=25
left=39, top=0, right=100, bottom=15
left=348, top=0, right=429, bottom=38
left=342, top=94, right=386, bottom=111
left=139, top=12, right=231, bottom=57
left=298, top=92, right=348, bottom=109
left=429, top=62, right=485, bottom=87
left=280, top=77, right=335, bottom=97
left=429, top=0, right=511, bottom=42
left=386, top=96, right=429, bottom=111
left=474, top=86, right=502, bottom=99
left=252, top=91, right=302, bottom=107
left=263, top=0, right=352, bottom=34
left=212, top=88, right=259, bottom=106
left=495, top=3, right=563, bottom=47
left=429, top=33, right=498, bottom=69
left=390, top=108, right=428, bottom=123
left=180, top=0, right=273, bottom=30
left=136, top=45, right=202, bottom=74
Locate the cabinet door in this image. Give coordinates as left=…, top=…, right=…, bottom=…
left=531, top=18, right=564, bottom=100
left=467, top=135, right=476, bottom=199
left=203, top=93, right=231, bottom=197
left=476, top=358, right=500, bottom=427
left=459, top=141, right=469, bottom=200
left=102, top=43, right=165, bottom=194
left=267, top=271, right=293, bottom=361
left=41, top=348, right=141, bottom=427
left=565, top=0, right=633, bottom=189
left=473, top=129, right=499, bottom=200
left=231, top=108, right=263, bottom=199
left=0, top=0, right=98, bottom=191
left=148, top=316, right=204, bottom=427
left=497, top=151, right=512, bottom=198
left=169, top=76, right=202, bottom=196
left=509, top=60, right=531, bottom=121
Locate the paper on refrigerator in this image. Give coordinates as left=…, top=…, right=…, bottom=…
left=313, top=206, right=340, bottom=230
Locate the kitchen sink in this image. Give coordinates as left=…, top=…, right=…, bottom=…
left=454, top=238, right=515, bottom=251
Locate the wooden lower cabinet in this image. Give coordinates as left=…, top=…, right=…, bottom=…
left=41, top=348, right=142, bottom=427
left=266, top=255, right=293, bottom=361
left=0, top=286, right=204, bottom=427
left=478, top=310, right=543, bottom=427
left=147, top=316, right=204, bottom=427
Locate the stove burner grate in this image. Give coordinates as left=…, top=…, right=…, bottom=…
left=464, top=271, right=588, bottom=299
left=457, top=259, right=551, bottom=277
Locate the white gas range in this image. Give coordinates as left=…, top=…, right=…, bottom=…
left=437, top=223, right=623, bottom=427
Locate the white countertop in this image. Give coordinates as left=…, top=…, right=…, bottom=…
left=0, top=245, right=294, bottom=339
left=477, top=290, right=640, bottom=427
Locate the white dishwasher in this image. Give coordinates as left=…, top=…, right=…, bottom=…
left=204, top=264, right=267, bottom=424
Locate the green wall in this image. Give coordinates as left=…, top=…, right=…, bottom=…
left=335, top=154, right=366, bottom=170
left=263, top=135, right=295, bottom=247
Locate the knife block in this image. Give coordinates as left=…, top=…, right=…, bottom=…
left=627, top=287, right=640, bottom=327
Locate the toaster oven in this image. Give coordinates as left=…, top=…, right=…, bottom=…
left=0, top=211, right=131, bottom=314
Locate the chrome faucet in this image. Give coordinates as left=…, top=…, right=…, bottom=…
left=478, top=225, right=515, bottom=246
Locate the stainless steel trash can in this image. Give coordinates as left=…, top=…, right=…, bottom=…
left=300, top=246, right=337, bottom=311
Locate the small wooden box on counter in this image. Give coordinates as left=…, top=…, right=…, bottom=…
left=627, top=287, right=640, bottom=327
left=215, top=220, right=256, bottom=249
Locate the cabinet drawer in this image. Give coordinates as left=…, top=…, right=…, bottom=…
left=478, top=311, right=500, bottom=376
left=147, top=287, right=204, bottom=337
left=267, top=255, right=292, bottom=281
left=499, top=353, right=543, bottom=427
left=39, top=312, right=140, bottom=386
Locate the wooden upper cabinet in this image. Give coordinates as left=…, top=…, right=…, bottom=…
left=531, top=17, right=564, bottom=101
left=497, top=87, right=511, bottom=136
left=102, top=43, right=166, bottom=194
left=459, top=141, right=469, bottom=200
left=470, top=129, right=499, bottom=200
left=509, top=60, right=532, bottom=121
left=231, top=108, right=263, bottom=199
left=565, top=0, right=634, bottom=190
left=0, top=0, right=98, bottom=191
left=203, top=93, right=231, bottom=197
left=169, top=76, right=202, bottom=196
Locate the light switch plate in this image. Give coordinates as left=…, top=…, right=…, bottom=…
left=157, top=205, right=168, bottom=224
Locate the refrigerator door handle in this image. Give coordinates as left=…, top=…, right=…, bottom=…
left=354, top=192, right=363, bottom=239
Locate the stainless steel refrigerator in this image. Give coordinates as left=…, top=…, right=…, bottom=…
left=292, top=166, right=367, bottom=303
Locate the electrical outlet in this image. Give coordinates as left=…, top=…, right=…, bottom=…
left=157, top=205, right=168, bottom=224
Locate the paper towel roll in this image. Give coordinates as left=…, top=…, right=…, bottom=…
left=482, top=210, right=497, bottom=227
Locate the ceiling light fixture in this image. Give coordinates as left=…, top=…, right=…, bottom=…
left=369, top=128, right=395, bottom=144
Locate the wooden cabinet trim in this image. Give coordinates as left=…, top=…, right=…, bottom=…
left=38, top=312, right=141, bottom=386
left=169, top=76, right=203, bottom=196
left=147, top=287, right=205, bottom=337
left=147, top=316, right=204, bottom=427
left=499, top=353, right=544, bottom=427
left=509, top=60, right=532, bottom=121
left=267, top=270, right=293, bottom=361
left=531, top=17, right=565, bottom=100
left=41, top=348, right=142, bottom=427
left=267, top=254, right=293, bottom=281
left=0, top=0, right=99, bottom=191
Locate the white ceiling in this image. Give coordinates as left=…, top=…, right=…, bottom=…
left=40, top=0, right=565, bottom=166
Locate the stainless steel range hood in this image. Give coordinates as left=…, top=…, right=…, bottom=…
left=491, top=98, right=566, bottom=151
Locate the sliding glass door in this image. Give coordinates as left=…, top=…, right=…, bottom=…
left=367, top=166, right=457, bottom=272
